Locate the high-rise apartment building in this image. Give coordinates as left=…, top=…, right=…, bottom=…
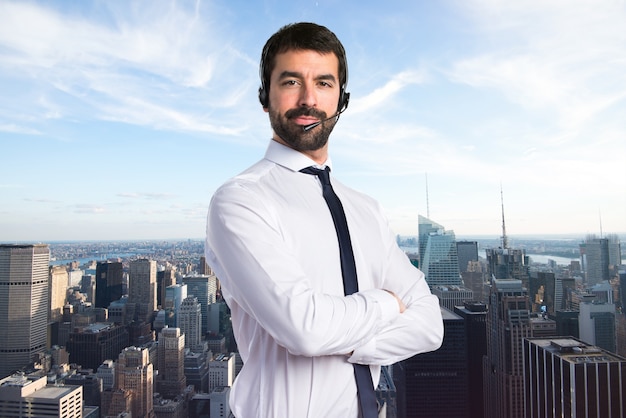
left=483, top=278, right=531, bottom=418
left=523, top=337, right=626, bottom=417
left=178, top=296, right=203, bottom=351
left=580, top=235, right=610, bottom=285
left=457, top=240, right=479, bottom=273
left=156, top=327, right=187, bottom=399
left=0, top=244, right=50, bottom=378
left=129, top=259, right=157, bottom=322
left=183, top=275, right=219, bottom=335
left=454, top=301, right=488, bottom=418
left=395, top=307, right=468, bottom=418
left=115, top=346, right=154, bottom=418
left=418, top=215, right=461, bottom=286
left=0, top=374, right=83, bottom=418
left=95, top=261, right=123, bottom=308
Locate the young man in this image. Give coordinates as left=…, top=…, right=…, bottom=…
left=205, top=22, right=443, bottom=417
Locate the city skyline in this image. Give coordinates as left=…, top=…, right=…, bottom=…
left=1, top=0, right=625, bottom=242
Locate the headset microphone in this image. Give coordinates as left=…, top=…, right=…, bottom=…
left=301, top=102, right=349, bottom=132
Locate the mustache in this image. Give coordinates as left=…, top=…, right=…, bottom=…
left=285, top=107, right=327, bottom=120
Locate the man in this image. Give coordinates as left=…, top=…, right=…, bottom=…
left=205, top=22, right=443, bottom=417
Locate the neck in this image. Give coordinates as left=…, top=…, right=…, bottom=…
left=271, top=137, right=328, bottom=165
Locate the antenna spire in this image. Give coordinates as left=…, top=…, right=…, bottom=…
left=599, top=209, right=603, bottom=238
left=500, top=184, right=509, bottom=249
left=425, top=172, right=430, bottom=219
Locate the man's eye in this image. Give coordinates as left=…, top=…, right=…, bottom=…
left=283, top=80, right=298, bottom=86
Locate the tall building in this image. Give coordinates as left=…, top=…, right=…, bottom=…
left=208, top=353, right=235, bottom=393
left=579, top=299, right=616, bottom=353
left=483, top=278, right=531, bottom=418
left=157, top=264, right=176, bottom=309
left=129, top=259, right=157, bottom=322
left=49, top=265, right=68, bottom=323
left=431, top=285, right=473, bottom=311
left=66, top=323, right=129, bottom=371
left=457, top=240, right=479, bottom=273
left=178, top=296, right=203, bottom=351
left=0, top=374, right=83, bottom=418
left=95, top=261, right=123, bottom=308
left=418, top=215, right=461, bottom=287
left=115, top=346, right=154, bottom=418
left=156, top=327, right=187, bottom=399
left=485, top=247, right=530, bottom=285
left=165, top=284, right=187, bottom=328
left=523, top=337, right=626, bottom=417
left=97, top=359, right=116, bottom=390
left=554, top=277, right=576, bottom=312
left=607, top=234, right=622, bottom=270
left=529, top=272, right=555, bottom=314
left=0, top=244, right=50, bottom=378
left=454, top=301, right=488, bottom=418
left=395, top=307, right=468, bottom=418
left=185, top=350, right=210, bottom=393
left=208, top=386, right=232, bottom=418
left=183, top=275, right=219, bottom=335
left=80, top=274, right=96, bottom=303
left=580, top=235, right=610, bottom=286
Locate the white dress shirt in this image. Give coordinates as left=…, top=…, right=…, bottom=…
left=205, top=140, right=443, bottom=418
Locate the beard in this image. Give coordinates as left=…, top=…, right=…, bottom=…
left=269, top=105, right=337, bottom=152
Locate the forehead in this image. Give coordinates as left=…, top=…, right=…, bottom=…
left=271, top=49, right=340, bottom=79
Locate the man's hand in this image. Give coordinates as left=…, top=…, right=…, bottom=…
left=384, top=289, right=406, bottom=313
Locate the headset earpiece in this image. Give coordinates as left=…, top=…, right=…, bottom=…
left=258, top=86, right=268, bottom=108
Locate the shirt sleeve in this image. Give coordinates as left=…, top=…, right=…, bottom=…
left=348, top=205, right=444, bottom=366
left=205, top=181, right=402, bottom=358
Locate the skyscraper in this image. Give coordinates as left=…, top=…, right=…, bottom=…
left=156, top=327, right=187, bottom=399
left=115, top=346, right=154, bottom=418
left=580, top=235, right=610, bottom=286
left=183, top=275, right=219, bottom=335
left=456, top=240, right=479, bottom=273
left=483, top=278, right=531, bottom=418
left=129, top=259, right=157, bottom=322
left=523, top=337, right=626, bottom=417
left=0, top=244, right=50, bottom=378
left=95, top=261, right=123, bottom=308
left=157, top=263, right=176, bottom=308
left=454, top=301, right=488, bottom=418
left=579, top=299, right=616, bottom=353
left=178, top=296, right=203, bottom=351
left=165, top=284, right=187, bottom=328
left=395, top=307, right=468, bottom=418
left=485, top=247, right=530, bottom=285
left=418, top=215, right=461, bottom=287
left=49, top=265, right=68, bottom=323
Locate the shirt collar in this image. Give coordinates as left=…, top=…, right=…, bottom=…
left=264, top=139, right=333, bottom=172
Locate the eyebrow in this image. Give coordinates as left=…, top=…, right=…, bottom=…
left=277, top=71, right=337, bottom=83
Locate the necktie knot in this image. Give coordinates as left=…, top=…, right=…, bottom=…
left=300, top=166, right=331, bottom=186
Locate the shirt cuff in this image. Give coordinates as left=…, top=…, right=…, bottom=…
left=348, top=289, right=400, bottom=364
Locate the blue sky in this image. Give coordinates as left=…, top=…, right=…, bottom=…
left=1, top=0, right=625, bottom=242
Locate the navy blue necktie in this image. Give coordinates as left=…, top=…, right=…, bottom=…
left=300, top=166, right=378, bottom=418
